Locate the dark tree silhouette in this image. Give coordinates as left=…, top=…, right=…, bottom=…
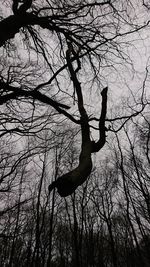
left=0, top=0, right=147, bottom=197
left=49, top=43, right=108, bottom=196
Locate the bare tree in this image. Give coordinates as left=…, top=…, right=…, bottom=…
left=0, top=1, right=148, bottom=196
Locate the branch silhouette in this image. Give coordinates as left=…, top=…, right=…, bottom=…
left=49, top=44, right=108, bottom=197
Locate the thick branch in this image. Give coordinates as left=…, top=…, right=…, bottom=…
left=49, top=46, right=93, bottom=196
left=0, top=11, right=77, bottom=47
left=0, top=81, right=80, bottom=124
left=49, top=86, right=108, bottom=196
left=92, top=87, right=108, bottom=152
left=49, top=47, right=108, bottom=197
left=66, top=43, right=84, bottom=117
left=0, top=13, right=34, bottom=47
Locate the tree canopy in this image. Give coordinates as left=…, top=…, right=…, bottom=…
left=0, top=0, right=149, bottom=196
left=0, top=1, right=150, bottom=265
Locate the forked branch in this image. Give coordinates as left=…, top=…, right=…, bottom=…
left=48, top=44, right=108, bottom=197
